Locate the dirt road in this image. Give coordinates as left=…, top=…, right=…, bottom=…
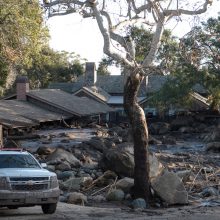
left=0, top=202, right=219, bottom=220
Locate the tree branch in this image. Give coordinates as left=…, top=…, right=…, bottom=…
left=164, top=0, right=212, bottom=17
left=92, top=4, right=134, bottom=67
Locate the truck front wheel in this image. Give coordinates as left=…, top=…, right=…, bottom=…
left=41, top=203, right=57, bottom=214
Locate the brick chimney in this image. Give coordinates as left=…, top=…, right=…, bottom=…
left=16, top=76, right=29, bottom=101
left=84, top=62, right=97, bottom=86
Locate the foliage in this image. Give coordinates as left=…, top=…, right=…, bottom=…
left=25, top=47, right=85, bottom=88
left=97, top=57, right=112, bottom=75
left=0, top=0, right=85, bottom=93
left=149, top=16, right=220, bottom=111
left=0, top=0, right=49, bottom=92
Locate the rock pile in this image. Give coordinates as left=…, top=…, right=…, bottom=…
left=33, top=121, right=219, bottom=209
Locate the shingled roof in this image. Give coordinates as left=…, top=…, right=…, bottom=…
left=49, top=75, right=150, bottom=96
left=74, top=86, right=111, bottom=103
left=0, top=100, right=69, bottom=128
left=27, top=89, right=113, bottom=117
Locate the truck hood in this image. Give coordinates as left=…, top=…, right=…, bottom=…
left=0, top=168, right=55, bottom=177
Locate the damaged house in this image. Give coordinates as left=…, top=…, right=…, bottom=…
left=1, top=76, right=113, bottom=135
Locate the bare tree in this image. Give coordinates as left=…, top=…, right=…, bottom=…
left=43, top=0, right=214, bottom=202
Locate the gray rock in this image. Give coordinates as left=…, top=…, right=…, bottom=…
left=151, top=171, right=188, bottom=205
left=46, top=148, right=82, bottom=167
left=106, top=189, right=125, bottom=201
left=100, top=148, right=134, bottom=177
left=67, top=192, right=87, bottom=205
left=149, top=122, right=170, bottom=135
left=86, top=138, right=107, bottom=153
left=201, top=187, right=219, bottom=197
left=57, top=171, right=76, bottom=180
left=205, top=142, right=220, bottom=152
left=60, top=177, right=93, bottom=191
left=176, top=170, right=191, bottom=183
left=131, top=198, right=147, bottom=209
left=115, top=177, right=134, bottom=193
left=36, top=146, right=54, bottom=155
left=100, top=147, right=163, bottom=180
left=56, top=161, right=72, bottom=171
left=59, top=195, right=67, bottom=203
left=149, top=153, right=164, bottom=180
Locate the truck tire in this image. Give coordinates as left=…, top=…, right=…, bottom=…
left=41, top=203, right=57, bottom=214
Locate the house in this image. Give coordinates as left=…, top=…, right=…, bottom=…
left=49, top=62, right=167, bottom=120
left=1, top=76, right=113, bottom=132
left=49, top=62, right=210, bottom=119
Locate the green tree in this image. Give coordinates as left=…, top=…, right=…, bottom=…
left=25, top=47, right=85, bottom=88
left=152, top=16, right=220, bottom=112
left=0, top=0, right=49, bottom=94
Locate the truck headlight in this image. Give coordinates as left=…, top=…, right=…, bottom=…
left=50, top=176, right=58, bottom=189
left=0, top=177, right=10, bottom=190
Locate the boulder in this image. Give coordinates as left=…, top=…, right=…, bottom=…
left=100, top=147, right=164, bottom=180
left=67, top=192, right=87, bottom=205
left=85, top=138, right=107, bottom=153
left=151, top=171, right=188, bottom=205
left=60, top=177, right=93, bottom=191
left=131, top=198, right=147, bottom=209
left=46, top=148, right=82, bottom=167
left=55, top=161, right=72, bottom=171
left=36, top=146, right=54, bottom=155
left=57, top=171, right=76, bottom=180
left=201, top=187, right=219, bottom=197
left=115, top=177, right=134, bottom=193
left=100, top=148, right=134, bottom=177
left=149, top=153, right=164, bottom=180
left=149, top=122, right=170, bottom=135
left=205, top=142, right=220, bottom=152
left=106, top=189, right=125, bottom=201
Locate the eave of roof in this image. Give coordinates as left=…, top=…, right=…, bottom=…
left=0, top=100, right=69, bottom=129
left=27, top=89, right=114, bottom=117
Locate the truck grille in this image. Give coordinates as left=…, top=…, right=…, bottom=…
left=10, top=177, right=49, bottom=181
left=12, top=184, right=48, bottom=191
left=9, top=177, right=50, bottom=191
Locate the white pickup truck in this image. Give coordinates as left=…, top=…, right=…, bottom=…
left=0, top=149, right=60, bottom=214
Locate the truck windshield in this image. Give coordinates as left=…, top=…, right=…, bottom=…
left=0, top=154, right=40, bottom=169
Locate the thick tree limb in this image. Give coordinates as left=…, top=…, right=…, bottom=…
left=92, top=4, right=135, bottom=67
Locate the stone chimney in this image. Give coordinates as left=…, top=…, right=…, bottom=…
left=84, top=62, right=97, bottom=86
left=16, top=76, right=29, bottom=101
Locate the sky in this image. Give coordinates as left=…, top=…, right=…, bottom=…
left=47, top=1, right=220, bottom=69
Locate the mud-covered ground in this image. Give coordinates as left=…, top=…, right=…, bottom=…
left=0, top=202, right=220, bottom=220
left=2, top=122, right=219, bottom=220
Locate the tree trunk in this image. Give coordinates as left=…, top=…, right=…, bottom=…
left=123, top=69, right=151, bottom=202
